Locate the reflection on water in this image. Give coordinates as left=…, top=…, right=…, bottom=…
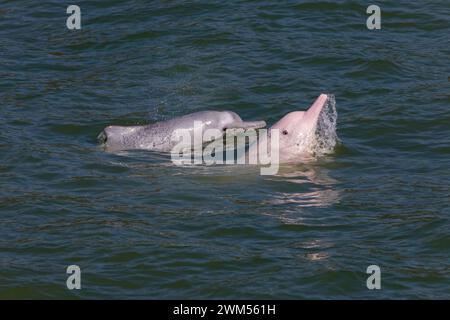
left=294, top=239, right=335, bottom=262
left=305, top=252, right=329, bottom=261
left=264, top=165, right=340, bottom=262
left=265, top=163, right=340, bottom=208
left=269, top=188, right=339, bottom=207
left=104, top=149, right=340, bottom=210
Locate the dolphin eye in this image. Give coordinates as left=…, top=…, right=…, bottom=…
left=282, top=130, right=288, bottom=135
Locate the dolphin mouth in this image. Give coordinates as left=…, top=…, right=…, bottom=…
left=227, top=120, right=266, bottom=130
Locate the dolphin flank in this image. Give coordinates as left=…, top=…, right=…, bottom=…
left=99, top=110, right=266, bottom=152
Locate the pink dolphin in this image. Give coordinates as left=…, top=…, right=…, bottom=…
left=251, top=93, right=337, bottom=164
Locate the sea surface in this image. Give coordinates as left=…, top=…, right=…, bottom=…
left=0, top=0, right=449, bottom=299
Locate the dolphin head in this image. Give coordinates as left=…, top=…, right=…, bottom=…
left=98, top=125, right=143, bottom=151
left=271, top=94, right=337, bottom=162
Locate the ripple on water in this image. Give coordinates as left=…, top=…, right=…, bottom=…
left=0, top=0, right=449, bottom=299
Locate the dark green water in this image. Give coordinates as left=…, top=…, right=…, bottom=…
left=1, top=1, right=449, bottom=299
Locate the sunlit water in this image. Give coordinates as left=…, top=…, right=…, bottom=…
left=0, top=1, right=449, bottom=299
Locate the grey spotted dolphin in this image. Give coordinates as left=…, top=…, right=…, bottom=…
left=99, top=111, right=266, bottom=152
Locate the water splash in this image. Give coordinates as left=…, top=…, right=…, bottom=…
left=311, top=94, right=338, bottom=157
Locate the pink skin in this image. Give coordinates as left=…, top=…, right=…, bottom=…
left=269, top=94, right=329, bottom=163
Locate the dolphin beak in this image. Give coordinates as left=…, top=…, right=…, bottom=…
left=303, top=93, right=330, bottom=125
left=228, top=120, right=266, bottom=130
